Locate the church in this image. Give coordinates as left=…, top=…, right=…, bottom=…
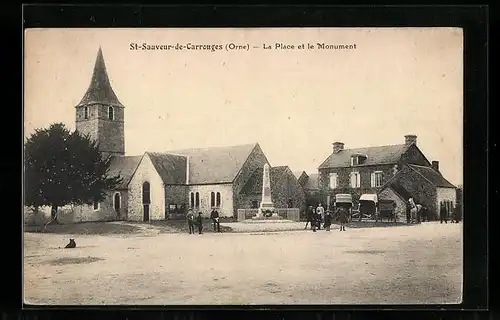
left=26, top=48, right=305, bottom=224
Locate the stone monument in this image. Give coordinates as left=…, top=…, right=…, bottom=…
left=254, top=163, right=276, bottom=218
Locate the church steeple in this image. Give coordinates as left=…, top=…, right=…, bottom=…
left=76, top=47, right=124, bottom=108
left=75, top=47, right=126, bottom=158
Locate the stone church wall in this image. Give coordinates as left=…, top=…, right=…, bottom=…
left=128, top=154, right=165, bottom=221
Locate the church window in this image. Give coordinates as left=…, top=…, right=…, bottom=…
left=142, top=182, right=151, bottom=204
left=84, top=106, right=89, bottom=119
left=108, top=106, right=114, bottom=120
left=190, top=192, right=195, bottom=208
left=210, top=192, right=215, bottom=208
left=195, top=192, right=200, bottom=207
left=216, top=192, right=221, bottom=207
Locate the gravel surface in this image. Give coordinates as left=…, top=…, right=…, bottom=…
left=23, top=222, right=462, bottom=305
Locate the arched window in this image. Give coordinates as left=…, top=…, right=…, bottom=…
left=114, top=192, right=121, bottom=212
left=84, top=106, right=89, bottom=119
left=190, top=192, right=195, bottom=208
left=210, top=192, right=215, bottom=208
left=108, top=106, right=114, bottom=120
left=93, top=201, right=100, bottom=211
left=142, top=182, right=151, bottom=204
left=195, top=192, right=200, bottom=207
left=216, top=192, right=221, bottom=207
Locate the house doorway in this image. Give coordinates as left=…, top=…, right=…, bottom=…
left=142, top=182, right=151, bottom=222
left=114, top=192, right=121, bottom=218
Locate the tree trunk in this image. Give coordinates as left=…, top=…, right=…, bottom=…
left=47, top=205, right=59, bottom=226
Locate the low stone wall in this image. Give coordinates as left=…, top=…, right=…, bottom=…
left=237, top=208, right=300, bottom=222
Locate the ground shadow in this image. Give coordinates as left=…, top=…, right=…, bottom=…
left=46, top=256, right=105, bottom=266
left=24, top=222, right=142, bottom=235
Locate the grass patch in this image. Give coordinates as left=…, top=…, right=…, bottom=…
left=24, top=222, right=142, bottom=235
left=46, top=256, right=105, bottom=266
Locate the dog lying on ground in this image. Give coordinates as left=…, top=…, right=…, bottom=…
left=64, top=238, right=76, bottom=249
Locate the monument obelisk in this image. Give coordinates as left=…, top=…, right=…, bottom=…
left=256, top=163, right=276, bottom=218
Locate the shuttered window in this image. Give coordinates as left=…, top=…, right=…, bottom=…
left=329, top=173, right=338, bottom=189
left=350, top=172, right=360, bottom=188
left=371, top=171, right=383, bottom=187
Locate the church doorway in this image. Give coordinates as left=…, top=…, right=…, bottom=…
left=114, top=192, right=121, bottom=218
left=142, top=182, right=151, bottom=222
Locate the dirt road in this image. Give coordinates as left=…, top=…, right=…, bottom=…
left=23, top=222, right=462, bottom=305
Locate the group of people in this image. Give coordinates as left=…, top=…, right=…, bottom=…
left=304, top=203, right=349, bottom=232
left=186, top=208, right=222, bottom=234
left=439, top=202, right=460, bottom=224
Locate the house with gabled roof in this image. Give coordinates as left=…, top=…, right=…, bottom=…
left=317, top=135, right=456, bottom=219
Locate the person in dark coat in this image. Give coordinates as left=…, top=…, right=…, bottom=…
left=304, top=206, right=314, bottom=229
left=186, top=209, right=195, bottom=234
left=439, top=202, right=448, bottom=224
left=196, top=212, right=204, bottom=234
left=311, top=208, right=318, bottom=232
left=336, top=206, right=348, bottom=231
left=324, top=210, right=332, bottom=231
left=210, top=208, right=221, bottom=232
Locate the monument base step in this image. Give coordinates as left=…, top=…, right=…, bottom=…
left=242, top=219, right=296, bottom=224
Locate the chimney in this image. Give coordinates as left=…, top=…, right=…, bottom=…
left=332, top=142, right=345, bottom=154
left=404, top=134, right=417, bottom=147
left=432, top=161, right=439, bottom=172
left=185, top=156, right=190, bottom=184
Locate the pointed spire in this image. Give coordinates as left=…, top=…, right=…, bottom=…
left=76, top=47, right=124, bottom=108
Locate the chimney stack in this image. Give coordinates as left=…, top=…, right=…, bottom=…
left=404, top=134, right=417, bottom=147
left=332, top=142, right=345, bottom=154
left=432, top=161, right=439, bottom=172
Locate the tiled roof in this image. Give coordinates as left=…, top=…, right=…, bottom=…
left=241, top=166, right=289, bottom=194
left=318, top=144, right=408, bottom=169
left=382, top=181, right=411, bottom=204
left=165, top=143, right=258, bottom=184
left=147, top=152, right=187, bottom=185
left=76, top=47, right=124, bottom=108
left=408, top=164, right=456, bottom=188
left=107, top=155, right=142, bottom=189
left=303, top=173, right=319, bottom=190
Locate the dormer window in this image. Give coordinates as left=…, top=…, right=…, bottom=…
left=350, top=154, right=367, bottom=166
left=108, top=106, right=114, bottom=120
left=84, top=106, right=89, bottom=119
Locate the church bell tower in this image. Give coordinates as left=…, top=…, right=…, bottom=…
left=75, top=47, right=125, bottom=158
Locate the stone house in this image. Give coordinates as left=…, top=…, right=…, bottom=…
left=316, top=135, right=456, bottom=219
left=24, top=47, right=303, bottom=224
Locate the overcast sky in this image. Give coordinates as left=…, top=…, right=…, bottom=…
left=24, top=28, right=463, bottom=185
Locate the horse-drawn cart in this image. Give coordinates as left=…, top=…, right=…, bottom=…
left=377, top=199, right=398, bottom=222
left=334, top=194, right=353, bottom=222
left=352, top=194, right=378, bottom=221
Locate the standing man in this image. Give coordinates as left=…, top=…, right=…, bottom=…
left=316, top=203, right=324, bottom=230
left=210, top=208, right=221, bottom=232
left=196, top=212, right=204, bottom=234
left=336, top=206, right=348, bottom=231
left=439, top=202, right=448, bottom=224
left=186, top=209, right=195, bottom=234
left=324, top=209, right=332, bottom=231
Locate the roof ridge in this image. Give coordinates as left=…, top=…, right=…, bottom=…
left=344, top=143, right=406, bottom=151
